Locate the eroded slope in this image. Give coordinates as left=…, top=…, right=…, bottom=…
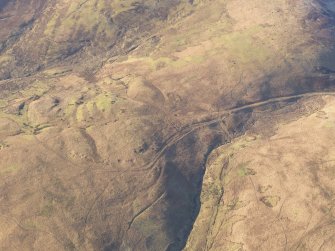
left=185, top=96, right=335, bottom=251
left=0, top=0, right=334, bottom=250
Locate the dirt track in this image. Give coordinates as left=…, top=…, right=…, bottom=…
left=93, top=91, right=335, bottom=174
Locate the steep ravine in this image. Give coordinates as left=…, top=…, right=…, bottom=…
left=184, top=95, right=335, bottom=251
left=0, top=0, right=334, bottom=250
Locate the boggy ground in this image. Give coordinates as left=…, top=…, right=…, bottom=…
left=0, top=0, right=335, bottom=250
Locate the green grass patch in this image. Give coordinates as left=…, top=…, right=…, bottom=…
left=76, top=105, right=86, bottom=122
left=0, top=100, right=8, bottom=108
left=214, top=26, right=270, bottom=64
left=0, top=112, right=29, bottom=132
left=0, top=55, right=12, bottom=65
left=21, top=80, right=50, bottom=97
left=39, top=203, right=54, bottom=217
left=21, top=220, right=38, bottom=230
left=0, top=164, right=20, bottom=176
left=324, top=121, right=335, bottom=128
left=237, top=161, right=255, bottom=177
left=95, top=94, right=114, bottom=112
left=44, top=12, right=60, bottom=36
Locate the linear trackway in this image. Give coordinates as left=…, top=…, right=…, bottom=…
left=88, top=91, right=335, bottom=235
left=94, top=91, right=335, bottom=174
left=131, top=91, right=335, bottom=172
left=121, top=91, right=335, bottom=234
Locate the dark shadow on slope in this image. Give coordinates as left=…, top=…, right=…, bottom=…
left=0, top=0, right=10, bottom=11
left=161, top=117, right=253, bottom=250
